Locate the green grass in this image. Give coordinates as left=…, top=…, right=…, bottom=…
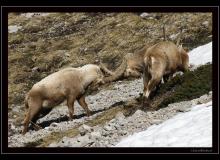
left=155, top=63, right=212, bottom=109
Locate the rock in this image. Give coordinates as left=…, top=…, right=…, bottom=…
left=177, top=107, right=191, bottom=112
left=50, top=122, right=59, bottom=127
left=101, top=130, right=109, bottom=137
left=169, top=33, right=179, bottom=41
left=151, top=119, right=163, bottom=125
left=79, top=124, right=93, bottom=136
left=119, top=130, right=128, bottom=136
left=140, top=13, right=150, bottom=18
left=64, top=53, right=70, bottom=57
left=48, top=142, right=58, bottom=147
left=109, top=118, right=116, bottom=123
left=12, top=106, right=21, bottom=113
left=198, top=94, right=211, bottom=104
left=115, top=112, right=125, bottom=121
left=131, top=110, right=147, bottom=118
left=32, top=67, right=40, bottom=72
left=103, top=125, right=114, bottom=131
left=173, top=71, right=183, bottom=77
left=76, top=135, right=94, bottom=147
left=202, top=21, right=209, bottom=27
left=44, top=126, right=55, bottom=131
left=90, top=131, right=102, bottom=140
left=191, top=98, right=199, bottom=106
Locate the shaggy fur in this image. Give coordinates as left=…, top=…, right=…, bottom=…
left=22, top=64, right=104, bottom=134
left=143, top=41, right=189, bottom=105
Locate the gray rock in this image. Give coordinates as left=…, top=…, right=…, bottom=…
left=103, top=125, right=114, bottom=131
left=79, top=124, right=93, bottom=136
left=177, top=107, right=191, bottom=112
left=202, top=21, right=209, bottom=27
left=90, top=131, right=102, bottom=140
left=198, top=94, right=212, bottom=104
left=119, top=130, right=128, bottom=136
left=115, top=112, right=125, bottom=121
left=169, top=33, right=179, bottom=41
left=32, top=67, right=40, bottom=72
left=131, top=110, right=147, bottom=118
left=48, top=142, right=58, bottom=147
left=76, top=135, right=94, bottom=147
left=140, top=13, right=150, bottom=18
left=50, top=122, right=59, bottom=127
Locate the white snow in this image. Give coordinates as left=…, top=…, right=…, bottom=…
left=116, top=101, right=212, bottom=147
left=20, top=13, right=50, bottom=18
left=8, top=25, right=22, bottom=33
left=188, top=42, right=212, bottom=66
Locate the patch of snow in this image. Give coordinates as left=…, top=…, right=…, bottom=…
left=8, top=25, right=22, bottom=33
left=20, top=13, right=50, bottom=18
left=116, top=101, right=212, bottom=147
left=189, top=42, right=212, bottom=66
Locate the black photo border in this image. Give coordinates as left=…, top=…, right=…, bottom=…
left=1, top=5, right=219, bottom=155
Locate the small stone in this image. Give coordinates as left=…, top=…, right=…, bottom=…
left=76, top=135, right=93, bottom=146
left=103, top=125, right=113, bottom=131
left=50, top=122, right=58, bottom=127
left=101, top=130, right=109, bottom=137
left=90, top=131, right=102, bottom=140
left=140, top=13, right=150, bottom=18
left=48, top=143, right=58, bottom=147
left=151, top=119, right=163, bottom=125
left=198, top=94, right=211, bottom=104
left=177, top=107, right=191, bottom=112
left=202, top=21, right=209, bottom=27
left=109, top=118, right=116, bottom=123
left=115, top=112, right=125, bottom=121
left=32, top=67, right=40, bottom=72
left=79, top=124, right=93, bottom=136
left=119, top=130, right=128, bottom=136
left=65, top=53, right=70, bottom=57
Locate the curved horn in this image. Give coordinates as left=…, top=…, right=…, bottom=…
left=163, top=24, right=166, bottom=41
left=103, top=57, right=127, bottom=83
left=100, top=62, right=114, bottom=76
left=176, top=27, right=183, bottom=46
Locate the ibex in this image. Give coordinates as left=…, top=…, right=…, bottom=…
left=22, top=64, right=116, bottom=134
left=142, top=41, right=189, bottom=106
left=100, top=42, right=155, bottom=81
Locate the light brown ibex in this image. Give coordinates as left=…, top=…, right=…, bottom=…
left=142, top=41, right=189, bottom=106
left=22, top=64, right=118, bottom=134
left=99, top=42, right=155, bottom=81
